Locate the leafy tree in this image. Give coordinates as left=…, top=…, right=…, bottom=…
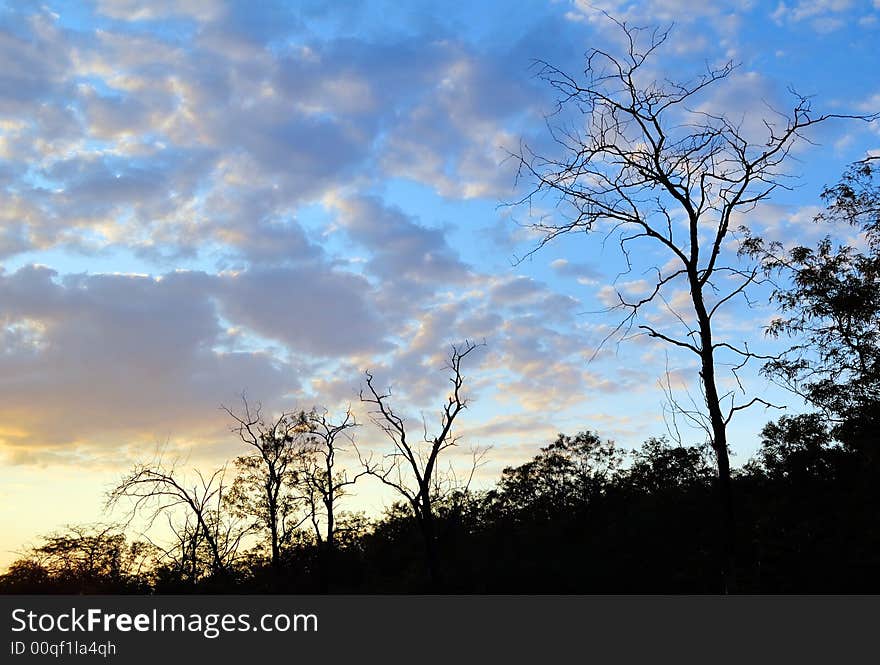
left=738, top=412, right=875, bottom=592
left=223, top=398, right=311, bottom=570
left=746, top=158, right=880, bottom=459
left=749, top=414, right=850, bottom=483
left=625, top=437, right=713, bottom=494
left=493, top=431, right=621, bottom=518
left=0, top=525, right=155, bottom=593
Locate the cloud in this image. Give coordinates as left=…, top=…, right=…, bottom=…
left=212, top=214, right=321, bottom=267
left=329, top=195, right=472, bottom=289
left=0, top=3, right=861, bottom=472
left=550, top=258, right=603, bottom=284
left=215, top=265, right=390, bottom=357
left=94, top=0, right=226, bottom=22
left=0, top=10, right=550, bottom=272
left=0, top=11, right=71, bottom=114
left=564, top=0, right=748, bottom=56
left=772, top=0, right=854, bottom=23
left=689, top=70, right=795, bottom=147
left=0, top=257, right=397, bottom=463
left=375, top=41, right=543, bottom=199
left=0, top=266, right=295, bottom=462
left=769, top=0, right=877, bottom=32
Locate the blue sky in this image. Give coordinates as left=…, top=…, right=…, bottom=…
left=0, top=0, right=878, bottom=564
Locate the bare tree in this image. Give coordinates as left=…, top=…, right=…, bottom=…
left=157, top=512, right=204, bottom=585
left=107, top=462, right=247, bottom=580
left=298, top=406, right=365, bottom=589
left=223, top=397, right=310, bottom=570
left=359, top=340, right=483, bottom=589
left=513, top=17, right=874, bottom=591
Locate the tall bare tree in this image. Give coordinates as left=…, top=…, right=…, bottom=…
left=360, top=340, right=483, bottom=589
left=298, top=406, right=364, bottom=589
left=513, top=18, right=874, bottom=591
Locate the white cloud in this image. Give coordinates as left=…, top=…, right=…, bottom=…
left=94, top=0, right=225, bottom=22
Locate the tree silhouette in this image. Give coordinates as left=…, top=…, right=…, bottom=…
left=0, top=524, right=154, bottom=593
left=746, top=158, right=880, bottom=461
left=4, top=419, right=880, bottom=592
left=223, top=397, right=311, bottom=570
left=108, top=462, right=247, bottom=581
left=512, top=17, right=873, bottom=591
left=492, top=431, right=621, bottom=518
left=749, top=414, right=846, bottom=483
left=298, top=406, right=365, bottom=590
left=359, top=340, right=483, bottom=589
left=625, top=437, right=714, bottom=494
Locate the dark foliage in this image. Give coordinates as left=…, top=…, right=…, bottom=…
left=0, top=525, right=154, bottom=594
left=745, top=158, right=880, bottom=461
left=5, top=421, right=879, bottom=593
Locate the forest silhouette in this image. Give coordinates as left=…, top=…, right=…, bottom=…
left=1, top=411, right=878, bottom=593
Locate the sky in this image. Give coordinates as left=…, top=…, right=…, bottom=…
left=0, top=0, right=878, bottom=568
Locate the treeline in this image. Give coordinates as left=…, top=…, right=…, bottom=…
left=1, top=415, right=879, bottom=593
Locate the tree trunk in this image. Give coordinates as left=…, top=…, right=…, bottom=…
left=692, top=279, right=737, bottom=593
left=320, top=497, right=334, bottom=593
left=417, top=499, right=442, bottom=591
left=268, top=497, right=280, bottom=570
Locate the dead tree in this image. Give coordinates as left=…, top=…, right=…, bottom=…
left=513, top=18, right=874, bottom=591
left=359, top=340, right=483, bottom=590
left=298, top=407, right=365, bottom=590
left=223, top=397, right=310, bottom=570
left=158, top=512, right=204, bottom=585
left=107, top=462, right=246, bottom=580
